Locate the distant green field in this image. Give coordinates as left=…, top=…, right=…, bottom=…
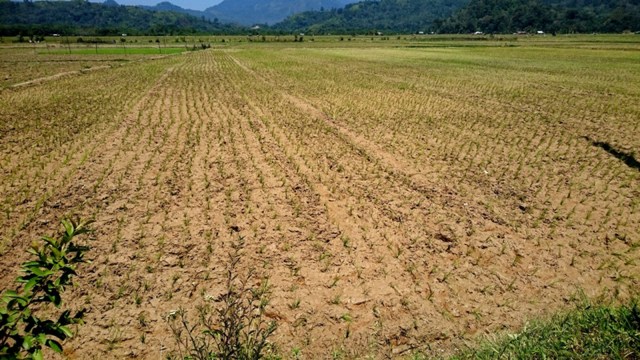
left=4, top=33, right=638, bottom=52
left=40, top=47, right=185, bottom=55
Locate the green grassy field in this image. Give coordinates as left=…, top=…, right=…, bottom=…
left=40, top=46, right=186, bottom=55
left=3, top=32, right=639, bottom=46
left=0, top=35, right=638, bottom=359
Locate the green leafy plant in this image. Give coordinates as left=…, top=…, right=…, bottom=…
left=167, top=238, right=277, bottom=360
left=0, top=219, right=91, bottom=359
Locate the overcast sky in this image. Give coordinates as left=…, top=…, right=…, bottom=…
left=91, top=0, right=222, bottom=11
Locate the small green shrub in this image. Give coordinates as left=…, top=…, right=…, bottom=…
left=167, top=238, right=277, bottom=360
left=0, top=219, right=91, bottom=359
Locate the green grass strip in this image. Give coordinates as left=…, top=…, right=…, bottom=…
left=450, top=299, right=640, bottom=359
left=40, top=47, right=185, bottom=55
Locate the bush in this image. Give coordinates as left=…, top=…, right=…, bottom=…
left=166, top=238, right=277, bottom=360
left=0, top=219, right=91, bottom=359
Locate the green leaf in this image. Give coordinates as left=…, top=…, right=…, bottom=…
left=23, top=278, right=39, bottom=294
left=32, top=348, right=44, bottom=360
left=62, top=219, right=74, bottom=237
left=41, top=236, right=57, bottom=246
left=2, top=290, right=19, bottom=302
left=23, top=335, right=34, bottom=350
left=3, top=291, right=28, bottom=307
left=59, top=325, right=73, bottom=338
left=46, top=339, right=63, bottom=353
left=22, top=261, right=42, bottom=268
left=16, top=298, right=29, bottom=307
left=50, top=246, right=63, bottom=260
left=28, top=267, right=54, bottom=277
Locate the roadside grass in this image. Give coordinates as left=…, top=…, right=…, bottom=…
left=442, top=298, right=640, bottom=359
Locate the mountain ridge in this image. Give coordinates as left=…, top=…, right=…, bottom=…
left=141, top=1, right=211, bottom=19
left=204, top=0, right=356, bottom=25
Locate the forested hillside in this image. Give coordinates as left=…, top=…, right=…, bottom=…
left=434, top=0, right=640, bottom=33
left=204, top=0, right=355, bottom=25
left=0, top=0, right=242, bottom=36
left=274, top=0, right=640, bottom=33
left=273, top=0, right=467, bottom=33
left=141, top=1, right=210, bottom=19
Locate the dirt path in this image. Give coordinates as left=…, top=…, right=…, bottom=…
left=9, top=65, right=112, bottom=88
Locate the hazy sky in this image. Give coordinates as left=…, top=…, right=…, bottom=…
left=91, top=0, right=222, bottom=11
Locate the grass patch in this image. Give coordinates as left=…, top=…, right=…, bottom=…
left=40, top=47, right=185, bottom=55
left=447, top=298, right=640, bottom=359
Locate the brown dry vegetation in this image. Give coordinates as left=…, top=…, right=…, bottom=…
left=0, top=37, right=639, bottom=358
left=0, top=47, right=165, bottom=88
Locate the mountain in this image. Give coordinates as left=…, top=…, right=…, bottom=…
left=98, top=0, right=223, bottom=11
left=0, top=0, right=244, bottom=36
left=273, top=0, right=468, bottom=33
left=141, top=1, right=210, bottom=19
left=204, top=0, right=356, bottom=25
left=433, top=0, right=640, bottom=33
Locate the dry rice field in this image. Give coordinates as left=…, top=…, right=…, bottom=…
left=1, top=36, right=639, bottom=358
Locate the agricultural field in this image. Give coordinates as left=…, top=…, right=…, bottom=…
left=0, top=35, right=639, bottom=358
left=0, top=46, right=182, bottom=89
